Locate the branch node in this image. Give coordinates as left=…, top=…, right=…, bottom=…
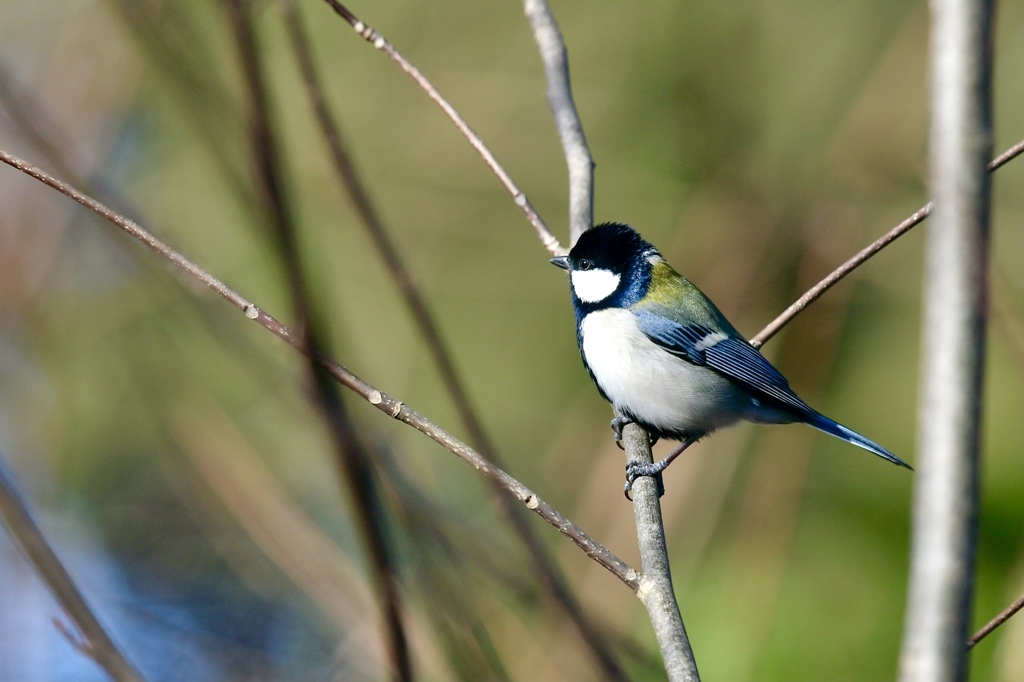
left=388, top=400, right=404, bottom=418
left=635, top=576, right=655, bottom=602
left=244, top=304, right=259, bottom=319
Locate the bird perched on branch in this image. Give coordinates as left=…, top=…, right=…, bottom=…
left=551, top=222, right=911, bottom=497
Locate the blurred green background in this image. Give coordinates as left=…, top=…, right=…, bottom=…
left=1, top=0, right=1022, bottom=679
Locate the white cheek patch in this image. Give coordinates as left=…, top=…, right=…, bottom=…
left=571, top=268, right=621, bottom=303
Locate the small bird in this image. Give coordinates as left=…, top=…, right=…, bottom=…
left=551, top=222, right=912, bottom=497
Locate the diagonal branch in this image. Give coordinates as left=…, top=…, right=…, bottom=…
left=967, top=592, right=1024, bottom=650
left=752, top=137, right=1023, bottom=347
left=317, top=0, right=564, bottom=255
left=223, top=1, right=411, bottom=678
left=280, top=3, right=627, bottom=678
left=0, top=148, right=640, bottom=593
left=0, top=455, right=146, bottom=682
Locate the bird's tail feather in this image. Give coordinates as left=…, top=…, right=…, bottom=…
left=805, top=412, right=913, bottom=470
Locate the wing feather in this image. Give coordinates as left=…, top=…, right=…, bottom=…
left=635, top=313, right=812, bottom=414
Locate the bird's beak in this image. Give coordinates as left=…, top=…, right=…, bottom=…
left=550, top=256, right=571, bottom=271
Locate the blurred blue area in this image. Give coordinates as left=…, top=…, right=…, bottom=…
left=0, top=503, right=347, bottom=681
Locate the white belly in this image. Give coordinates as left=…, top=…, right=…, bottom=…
left=580, top=309, right=744, bottom=437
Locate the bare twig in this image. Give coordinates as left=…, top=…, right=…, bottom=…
left=751, top=203, right=931, bottom=348
left=281, top=4, right=627, bottom=678
left=0, top=456, right=146, bottom=682
left=0, top=149, right=639, bottom=591
left=898, top=1, right=993, bottom=680
left=987, top=138, right=1024, bottom=171
left=622, top=425, right=700, bottom=682
left=967, top=593, right=1024, bottom=650
left=280, top=0, right=483, bottom=459
left=752, top=137, right=1023, bottom=348
left=523, top=0, right=594, bottom=245
left=224, top=2, right=412, bottom=678
left=317, top=0, right=564, bottom=255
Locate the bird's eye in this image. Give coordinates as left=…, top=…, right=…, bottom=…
left=577, top=259, right=592, bottom=271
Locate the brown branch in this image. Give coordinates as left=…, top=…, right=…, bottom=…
left=0, top=456, right=146, bottom=682
left=967, top=592, right=1024, bottom=650
left=223, top=2, right=411, bottom=678
left=0, top=148, right=640, bottom=592
left=317, top=0, right=564, bottom=256
left=281, top=1, right=481, bottom=458
left=280, top=3, right=628, bottom=678
left=752, top=136, right=1024, bottom=348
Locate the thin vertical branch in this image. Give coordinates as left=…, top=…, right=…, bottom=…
left=223, top=2, right=412, bottom=679
left=622, top=425, right=700, bottom=682
left=0, top=457, right=146, bottom=682
left=519, top=3, right=688, bottom=677
left=524, top=3, right=694, bottom=676
left=523, top=0, right=594, bottom=245
left=280, top=3, right=626, bottom=678
left=899, top=0, right=993, bottom=680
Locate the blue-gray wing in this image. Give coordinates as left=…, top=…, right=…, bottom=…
left=635, top=312, right=812, bottom=414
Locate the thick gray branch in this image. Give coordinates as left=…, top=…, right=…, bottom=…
left=899, top=1, right=993, bottom=680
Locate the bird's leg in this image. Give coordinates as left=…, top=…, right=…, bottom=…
left=611, top=412, right=660, bottom=450
left=624, top=436, right=698, bottom=500
left=610, top=412, right=632, bottom=450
